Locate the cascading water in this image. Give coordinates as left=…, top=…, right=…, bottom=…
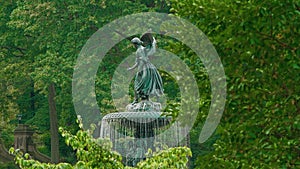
left=100, top=101, right=189, bottom=166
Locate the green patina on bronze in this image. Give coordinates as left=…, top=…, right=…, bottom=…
left=128, top=33, right=164, bottom=104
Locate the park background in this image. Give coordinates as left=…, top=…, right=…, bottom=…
left=0, top=0, right=299, bottom=168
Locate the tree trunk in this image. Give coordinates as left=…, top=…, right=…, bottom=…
left=48, top=83, right=59, bottom=163
left=30, top=78, right=35, bottom=113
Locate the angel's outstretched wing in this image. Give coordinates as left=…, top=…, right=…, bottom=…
left=140, top=32, right=154, bottom=48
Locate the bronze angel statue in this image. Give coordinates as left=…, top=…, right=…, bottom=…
left=128, top=32, right=164, bottom=104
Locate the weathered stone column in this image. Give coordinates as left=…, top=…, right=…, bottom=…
left=14, top=124, right=51, bottom=163
left=14, top=124, right=34, bottom=152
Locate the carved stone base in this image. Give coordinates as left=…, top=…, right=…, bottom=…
left=126, top=100, right=161, bottom=112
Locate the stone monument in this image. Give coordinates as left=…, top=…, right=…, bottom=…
left=0, top=124, right=51, bottom=165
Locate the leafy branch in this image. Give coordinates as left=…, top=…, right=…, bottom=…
left=9, top=116, right=191, bottom=169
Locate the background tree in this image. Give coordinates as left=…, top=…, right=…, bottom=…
left=169, top=0, right=300, bottom=168
left=3, top=0, right=299, bottom=168
left=1, top=0, right=173, bottom=165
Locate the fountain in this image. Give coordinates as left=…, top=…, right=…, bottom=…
left=100, top=102, right=189, bottom=166
left=100, top=33, right=189, bottom=166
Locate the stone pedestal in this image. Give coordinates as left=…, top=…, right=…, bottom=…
left=126, top=100, right=162, bottom=112
left=14, top=124, right=34, bottom=152
left=0, top=125, right=51, bottom=164
left=14, top=124, right=51, bottom=163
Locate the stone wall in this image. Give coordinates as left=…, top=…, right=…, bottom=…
left=0, top=128, right=14, bottom=163
left=0, top=125, right=51, bottom=165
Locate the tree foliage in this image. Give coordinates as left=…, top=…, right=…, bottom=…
left=2, top=0, right=299, bottom=168
left=1, top=0, right=170, bottom=162
left=170, top=0, right=300, bottom=168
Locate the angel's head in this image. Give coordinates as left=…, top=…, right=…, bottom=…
left=131, top=37, right=143, bottom=48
